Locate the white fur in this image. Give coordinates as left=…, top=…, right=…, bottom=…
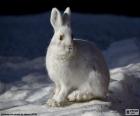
left=46, top=7, right=110, bottom=107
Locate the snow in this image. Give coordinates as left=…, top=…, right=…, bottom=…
left=104, top=38, right=140, bottom=68
left=0, top=12, right=140, bottom=115
left=0, top=38, right=140, bottom=116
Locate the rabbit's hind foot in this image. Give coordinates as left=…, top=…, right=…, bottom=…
left=67, top=90, right=94, bottom=102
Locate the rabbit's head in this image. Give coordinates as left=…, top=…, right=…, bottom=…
left=49, top=7, right=75, bottom=59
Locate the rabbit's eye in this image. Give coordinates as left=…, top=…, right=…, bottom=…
left=59, top=35, right=64, bottom=41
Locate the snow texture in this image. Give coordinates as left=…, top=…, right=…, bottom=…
left=0, top=38, right=140, bottom=116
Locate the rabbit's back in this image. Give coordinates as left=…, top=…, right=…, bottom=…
left=74, top=39, right=110, bottom=82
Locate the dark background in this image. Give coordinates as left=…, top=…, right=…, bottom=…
left=0, top=0, right=139, bottom=16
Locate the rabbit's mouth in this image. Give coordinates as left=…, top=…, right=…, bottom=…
left=57, top=49, right=74, bottom=60
left=56, top=46, right=76, bottom=60
left=49, top=42, right=76, bottom=60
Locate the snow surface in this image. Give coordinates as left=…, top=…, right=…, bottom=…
left=0, top=38, right=140, bottom=116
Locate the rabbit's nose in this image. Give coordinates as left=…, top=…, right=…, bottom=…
left=69, top=47, right=72, bottom=51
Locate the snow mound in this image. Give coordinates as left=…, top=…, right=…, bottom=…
left=0, top=38, right=140, bottom=116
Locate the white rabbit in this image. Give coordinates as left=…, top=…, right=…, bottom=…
left=46, top=7, right=110, bottom=107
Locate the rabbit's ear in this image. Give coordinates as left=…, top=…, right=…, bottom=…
left=63, top=7, right=71, bottom=26
left=50, top=8, right=62, bottom=30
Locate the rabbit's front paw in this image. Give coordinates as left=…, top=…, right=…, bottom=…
left=47, top=99, right=61, bottom=107
left=47, top=99, right=67, bottom=107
